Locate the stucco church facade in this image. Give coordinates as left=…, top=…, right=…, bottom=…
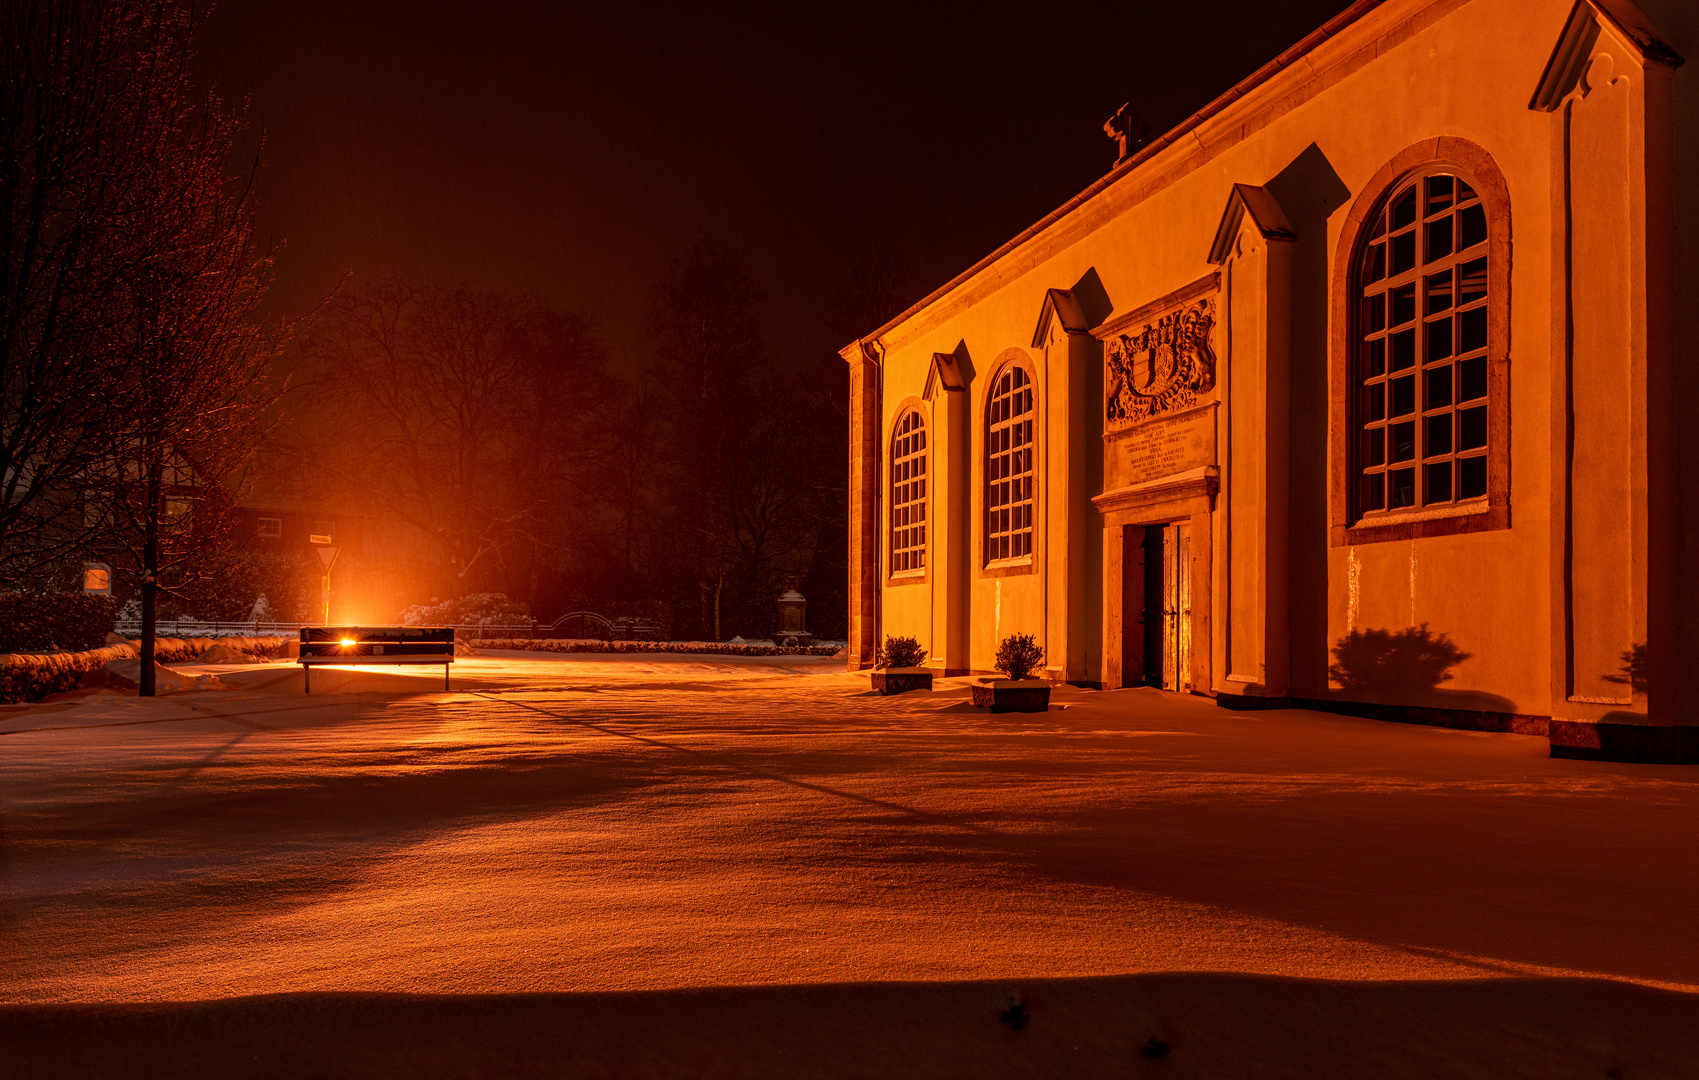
left=841, top=0, right=1698, bottom=762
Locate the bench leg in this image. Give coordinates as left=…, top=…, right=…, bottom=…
left=445, top=664, right=450, bottom=692
left=304, top=665, right=310, bottom=694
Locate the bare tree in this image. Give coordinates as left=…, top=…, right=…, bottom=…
left=0, top=0, right=206, bottom=578
left=798, top=245, right=925, bottom=639
left=301, top=279, right=609, bottom=611
left=603, top=377, right=664, bottom=578
left=73, top=2, right=289, bottom=695
left=651, top=244, right=817, bottom=640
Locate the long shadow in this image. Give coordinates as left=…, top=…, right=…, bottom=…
left=4, top=723, right=670, bottom=871
left=5, top=976, right=1696, bottom=1078
left=472, top=692, right=999, bottom=837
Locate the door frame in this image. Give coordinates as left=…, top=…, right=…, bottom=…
left=1096, top=479, right=1214, bottom=694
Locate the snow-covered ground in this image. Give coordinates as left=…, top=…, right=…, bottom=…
left=3, top=654, right=1697, bottom=1076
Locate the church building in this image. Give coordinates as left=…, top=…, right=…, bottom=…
left=841, top=0, right=1698, bottom=762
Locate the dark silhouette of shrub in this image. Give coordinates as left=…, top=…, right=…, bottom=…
left=1605, top=642, right=1647, bottom=694
left=876, top=635, right=926, bottom=669
left=995, top=633, right=1044, bottom=681
left=1328, top=624, right=1470, bottom=694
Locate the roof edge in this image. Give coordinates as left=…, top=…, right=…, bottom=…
left=841, top=0, right=1387, bottom=359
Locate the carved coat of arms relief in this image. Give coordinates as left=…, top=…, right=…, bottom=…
left=1105, top=298, right=1217, bottom=428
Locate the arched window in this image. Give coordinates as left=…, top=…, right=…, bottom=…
left=890, top=409, right=927, bottom=572
left=1353, top=168, right=1491, bottom=517
left=986, top=363, right=1034, bottom=561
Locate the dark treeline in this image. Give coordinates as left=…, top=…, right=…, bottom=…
left=1, top=0, right=927, bottom=647
left=286, top=242, right=917, bottom=643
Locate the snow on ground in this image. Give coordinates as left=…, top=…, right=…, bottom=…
left=3, top=653, right=1697, bottom=1076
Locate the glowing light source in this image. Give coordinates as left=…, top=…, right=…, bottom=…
left=340, top=638, right=356, bottom=647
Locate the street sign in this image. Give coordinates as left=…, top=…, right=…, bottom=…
left=315, top=544, right=341, bottom=625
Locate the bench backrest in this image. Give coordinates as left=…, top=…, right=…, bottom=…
left=299, top=626, right=455, bottom=660
left=301, top=626, right=454, bottom=644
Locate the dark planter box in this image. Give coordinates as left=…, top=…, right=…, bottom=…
left=872, top=667, right=933, bottom=695
left=971, top=679, right=1051, bottom=713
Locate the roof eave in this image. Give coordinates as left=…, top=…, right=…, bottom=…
left=842, top=0, right=1387, bottom=359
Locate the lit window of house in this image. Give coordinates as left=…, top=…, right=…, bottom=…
left=257, top=516, right=283, bottom=538
left=83, top=565, right=111, bottom=594
left=162, top=497, right=192, bottom=528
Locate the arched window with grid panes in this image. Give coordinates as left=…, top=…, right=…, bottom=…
left=1353, top=168, right=1493, bottom=519
left=985, top=362, right=1035, bottom=562
left=889, top=409, right=927, bottom=573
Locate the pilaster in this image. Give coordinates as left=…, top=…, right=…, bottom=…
left=925, top=351, right=970, bottom=675
left=1533, top=1, right=1688, bottom=759
left=844, top=340, right=881, bottom=669
left=1211, top=184, right=1295, bottom=701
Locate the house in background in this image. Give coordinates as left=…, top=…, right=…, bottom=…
left=842, top=0, right=1695, bottom=762
left=238, top=505, right=364, bottom=556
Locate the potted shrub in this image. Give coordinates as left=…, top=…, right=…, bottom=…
left=872, top=635, right=931, bottom=695
left=971, top=633, right=1050, bottom=712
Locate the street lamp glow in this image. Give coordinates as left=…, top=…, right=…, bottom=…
left=340, top=638, right=355, bottom=647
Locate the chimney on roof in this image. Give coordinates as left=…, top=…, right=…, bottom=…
left=1104, top=103, right=1151, bottom=169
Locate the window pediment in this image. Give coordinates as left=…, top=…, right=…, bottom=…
left=1029, top=288, right=1090, bottom=349
left=1530, top=0, right=1681, bottom=112
left=1207, top=184, right=1295, bottom=265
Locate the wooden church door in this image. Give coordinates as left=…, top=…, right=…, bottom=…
left=1161, top=522, right=1193, bottom=693
left=1141, top=521, right=1193, bottom=693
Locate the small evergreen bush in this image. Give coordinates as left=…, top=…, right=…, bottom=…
left=399, top=593, right=531, bottom=627
left=876, top=635, right=927, bottom=669
left=994, top=633, right=1044, bottom=681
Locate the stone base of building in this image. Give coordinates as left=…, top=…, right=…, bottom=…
left=1547, top=720, right=1699, bottom=764
left=1219, top=692, right=1549, bottom=737
left=1217, top=694, right=1699, bottom=764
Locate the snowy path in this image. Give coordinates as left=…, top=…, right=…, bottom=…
left=4, top=655, right=1697, bottom=1007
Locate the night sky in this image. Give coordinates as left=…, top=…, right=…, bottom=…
left=200, top=0, right=1350, bottom=374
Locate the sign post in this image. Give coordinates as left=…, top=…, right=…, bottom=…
left=315, top=544, right=341, bottom=626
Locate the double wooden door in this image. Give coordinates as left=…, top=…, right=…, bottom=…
left=1142, top=521, right=1192, bottom=692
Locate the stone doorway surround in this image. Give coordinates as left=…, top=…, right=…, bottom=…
left=1098, top=494, right=1214, bottom=694
left=1092, top=272, right=1221, bottom=693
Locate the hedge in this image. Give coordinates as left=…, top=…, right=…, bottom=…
left=470, top=638, right=842, bottom=657
left=143, top=636, right=294, bottom=663
left=0, top=636, right=292, bottom=704
left=0, top=644, right=138, bottom=703
left=0, top=592, right=117, bottom=652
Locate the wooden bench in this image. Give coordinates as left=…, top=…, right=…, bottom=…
left=299, top=626, right=454, bottom=693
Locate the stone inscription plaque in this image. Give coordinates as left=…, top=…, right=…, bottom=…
left=1106, top=404, right=1215, bottom=490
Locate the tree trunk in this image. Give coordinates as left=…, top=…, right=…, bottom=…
left=713, top=572, right=722, bottom=642
left=140, top=576, right=157, bottom=697
left=140, top=463, right=160, bottom=697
